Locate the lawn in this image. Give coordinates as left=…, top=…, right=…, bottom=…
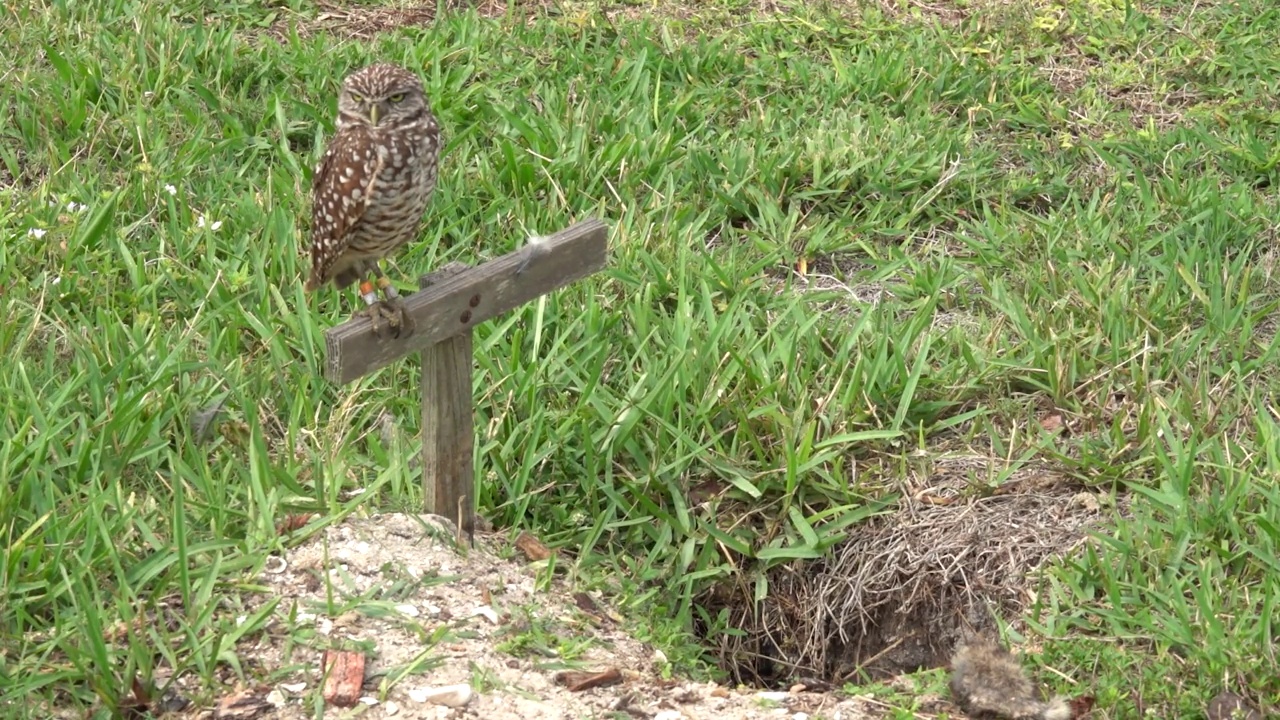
left=2, top=0, right=1280, bottom=717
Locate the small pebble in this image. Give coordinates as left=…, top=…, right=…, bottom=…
left=411, top=684, right=473, bottom=708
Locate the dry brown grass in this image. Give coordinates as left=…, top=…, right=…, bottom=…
left=264, top=0, right=524, bottom=42
left=700, top=462, right=1120, bottom=686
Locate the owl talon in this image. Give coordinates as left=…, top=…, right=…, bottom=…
left=398, top=305, right=415, bottom=338
left=356, top=300, right=413, bottom=340
left=353, top=305, right=383, bottom=336
left=383, top=297, right=414, bottom=339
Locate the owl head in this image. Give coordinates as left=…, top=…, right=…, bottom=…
left=336, top=63, right=430, bottom=129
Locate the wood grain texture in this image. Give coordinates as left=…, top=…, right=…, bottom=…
left=421, top=330, right=474, bottom=541
left=323, top=218, right=608, bottom=384
left=417, top=262, right=475, bottom=541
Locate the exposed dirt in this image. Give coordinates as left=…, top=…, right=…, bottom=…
left=759, top=250, right=885, bottom=314
left=263, top=0, right=518, bottom=42
left=171, top=513, right=890, bottom=719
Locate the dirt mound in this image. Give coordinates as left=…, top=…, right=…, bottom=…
left=189, top=512, right=887, bottom=719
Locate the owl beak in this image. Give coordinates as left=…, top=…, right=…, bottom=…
left=368, top=105, right=380, bottom=126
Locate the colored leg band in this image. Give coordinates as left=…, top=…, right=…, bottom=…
left=377, top=276, right=401, bottom=298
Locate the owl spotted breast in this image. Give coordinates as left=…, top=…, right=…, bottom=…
left=305, top=63, right=441, bottom=338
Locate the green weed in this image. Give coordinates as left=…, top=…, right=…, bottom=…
left=2, top=0, right=1279, bottom=716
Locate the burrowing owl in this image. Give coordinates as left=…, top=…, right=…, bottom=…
left=304, top=63, right=441, bottom=338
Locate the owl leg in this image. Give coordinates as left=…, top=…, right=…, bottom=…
left=354, top=278, right=388, bottom=337
left=357, top=264, right=414, bottom=339
left=373, top=264, right=415, bottom=338
left=375, top=277, right=415, bottom=337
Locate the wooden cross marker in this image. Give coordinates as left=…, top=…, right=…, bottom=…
left=322, top=218, right=609, bottom=541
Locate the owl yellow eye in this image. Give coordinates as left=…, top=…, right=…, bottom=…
left=388, top=93, right=406, bottom=103
left=351, top=93, right=365, bottom=103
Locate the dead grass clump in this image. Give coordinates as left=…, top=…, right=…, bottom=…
left=265, top=1, right=434, bottom=42
left=699, top=478, right=1111, bottom=686
left=264, top=0, right=522, bottom=42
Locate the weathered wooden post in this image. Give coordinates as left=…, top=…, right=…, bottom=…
left=322, top=218, right=609, bottom=541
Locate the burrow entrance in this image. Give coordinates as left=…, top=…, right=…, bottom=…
left=693, top=476, right=1116, bottom=688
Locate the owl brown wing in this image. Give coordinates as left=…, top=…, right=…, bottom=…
left=305, top=125, right=383, bottom=290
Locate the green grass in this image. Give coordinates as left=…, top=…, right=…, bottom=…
left=3, top=0, right=1280, bottom=716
